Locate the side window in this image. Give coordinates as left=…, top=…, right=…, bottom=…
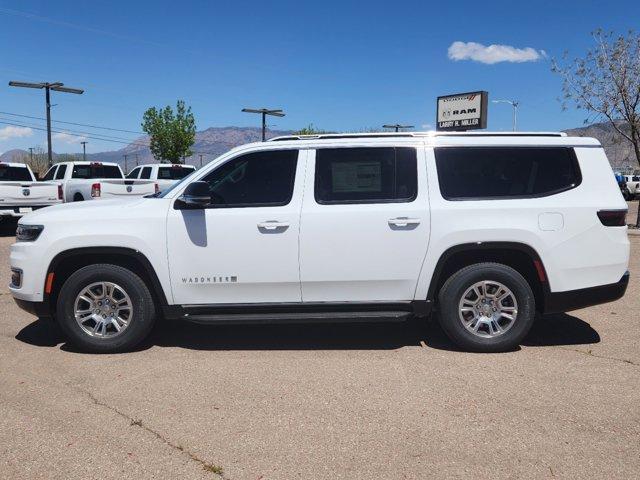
left=126, top=167, right=140, bottom=179
left=140, top=167, right=152, bottom=179
left=201, top=150, right=298, bottom=207
left=314, top=147, right=417, bottom=204
left=54, top=164, right=67, bottom=180
left=434, top=147, right=582, bottom=200
left=42, top=165, right=57, bottom=181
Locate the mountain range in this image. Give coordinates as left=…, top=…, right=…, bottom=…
left=1, top=122, right=639, bottom=171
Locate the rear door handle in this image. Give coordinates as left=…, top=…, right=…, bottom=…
left=388, top=217, right=421, bottom=227
left=258, top=221, right=290, bottom=230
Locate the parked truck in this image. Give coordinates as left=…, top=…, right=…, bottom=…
left=41, top=161, right=158, bottom=202
left=0, top=162, right=62, bottom=220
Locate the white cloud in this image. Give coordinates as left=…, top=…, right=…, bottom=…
left=448, top=41, right=546, bottom=64
left=53, top=132, right=87, bottom=144
left=0, top=126, right=33, bottom=141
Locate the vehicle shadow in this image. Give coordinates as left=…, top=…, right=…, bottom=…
left=0, top=219, right=18, bottom=237
left=15, top=312, right=600, bottom=353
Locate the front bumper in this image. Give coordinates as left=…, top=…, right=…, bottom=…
left=544, top=271, right=630, bottom=314
left=13, top=297, right=53, bottom=319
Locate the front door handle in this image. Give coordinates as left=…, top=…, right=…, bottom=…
left=258, top=221, right=290, bottom=231
left=388, top=217, right=421, bottom=227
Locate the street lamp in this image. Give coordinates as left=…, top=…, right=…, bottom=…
left=8, top=81, right=84, bottom=166
left=492, top=99, right=519, bottom=131
left=242, top=108, right=285, bottom=141
left=80, top=141, right=88, bottom=162
left=383, top=124, right=414, bottom=132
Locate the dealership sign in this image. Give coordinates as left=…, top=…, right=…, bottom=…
left=436, top=91, right=488, bottom=131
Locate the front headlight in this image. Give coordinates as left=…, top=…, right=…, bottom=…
left=16, top=224, right=44, bottom=242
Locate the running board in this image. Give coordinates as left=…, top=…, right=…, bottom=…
left=183, top=310, right=413, bottom=325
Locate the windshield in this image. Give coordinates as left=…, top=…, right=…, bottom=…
left=0, top=165, right=32, bottom=181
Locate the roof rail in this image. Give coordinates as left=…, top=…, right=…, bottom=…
left=269, top=131, right=567, bottom=142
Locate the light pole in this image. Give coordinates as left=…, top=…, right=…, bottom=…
left=28, top=147, right=34, bottom=163
left=383, top=124, right=414, bottom=132
left=199, top=154, right=203, bottom=168
left=492, top=99, right=519, bottom=131
left=8, top=81, right=84, bottom=166
left=242, top=108, right=285, bottom=141
left=80, top=141, right=87, bottom=161
left=123, top=154, right=128, bottom=174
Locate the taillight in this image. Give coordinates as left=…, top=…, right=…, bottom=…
left=57, top=184, right=63, bottom=200
left=597, top=210, right=627, bottom=227
left=91, top=183, right=101, bottom=198
left=155, top=183, right=160, bottom=194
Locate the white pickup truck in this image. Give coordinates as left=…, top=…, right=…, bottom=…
left=0, top=162, right=62, bottom=220
left=42, top=161, right=158, bottom=202
left=126, top=163, right=196, bottom=192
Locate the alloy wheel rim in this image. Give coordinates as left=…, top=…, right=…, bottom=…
left=74, top=282, right=132, bottom=338
left=458, top=280, right=518, bottom=338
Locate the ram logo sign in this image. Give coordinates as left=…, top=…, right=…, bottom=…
left=437, top=91, right=488, bottom=131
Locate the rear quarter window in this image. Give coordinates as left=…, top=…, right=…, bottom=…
left=434, top=147, right=582, bottom=200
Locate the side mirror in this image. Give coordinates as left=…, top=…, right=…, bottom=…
left=175, top=181, right=211, bottom=209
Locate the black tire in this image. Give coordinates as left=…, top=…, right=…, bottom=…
left=437, top=262, right=535, bottom=353
left=56, top=264, right=156, bottom=353
left=73, top=193, right=84, bottom=202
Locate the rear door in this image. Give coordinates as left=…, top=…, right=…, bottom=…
left=299, top=145, right=431, bottom=302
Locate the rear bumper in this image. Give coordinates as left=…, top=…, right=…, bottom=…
left=0, top=205, right=57, bottom=217
left=544, top=271, right=630, bottom=314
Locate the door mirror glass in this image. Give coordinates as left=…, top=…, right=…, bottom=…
left=175, top=181, right=211, bottom=209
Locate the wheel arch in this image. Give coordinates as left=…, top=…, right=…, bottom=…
left=426, top=242, right=550, bottom=312
left=44, top=247, right=168, bottom=318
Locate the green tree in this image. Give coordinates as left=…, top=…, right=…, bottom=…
left=552, top=30, right=640, bottom=225
left=295, top=124, right=328, bottom=135
left=141, top=100, right=196, bottom=164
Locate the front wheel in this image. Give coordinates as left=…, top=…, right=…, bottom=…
left=437, top=263, right=535, bottom=352
left=56, top=264, right=156, bottom=353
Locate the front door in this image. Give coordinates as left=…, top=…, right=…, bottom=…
left=299, top=146, right=430, bottom=302
left=167, top=148, right=306, bottom=305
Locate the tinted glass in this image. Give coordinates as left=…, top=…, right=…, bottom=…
left=435, top=147, right=581, bottom=200
left=126, top=167, right=140, bottom=179
left=315, top=147, right=417, bottom=204
left=158, top=166, right=194, bottom=180
left=0, top=165, right=32, bottom=181
left=42, top=166, right=57, bottom=181
left=201, top=150, right=298, bottom=207
left=72, top=164, right=123, bottom=179
left=54, top=164, right=67, bottom=180
left=140, top=167, right=152, bottom=179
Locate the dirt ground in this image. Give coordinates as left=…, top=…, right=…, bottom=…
left=0, top=217, right=638, bottom=480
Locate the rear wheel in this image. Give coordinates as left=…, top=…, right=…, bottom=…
left=73, top=193, right=84, bottom=202
left=56, top=264, right=156, bottom=353
left=437, top=262, right=535, bottom=352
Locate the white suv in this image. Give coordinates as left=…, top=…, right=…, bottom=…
left=9, top=132, right=630, bottom=353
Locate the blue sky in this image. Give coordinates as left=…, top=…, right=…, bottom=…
left=0, top=0, right=639, bottom=154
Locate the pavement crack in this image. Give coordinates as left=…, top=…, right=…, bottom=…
left=79, top=388, right=228, bottom=479
left=558, top=347, right=639, bottom=367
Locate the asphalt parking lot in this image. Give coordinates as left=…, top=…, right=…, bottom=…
left=0, top=213, right=639, bottom=480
